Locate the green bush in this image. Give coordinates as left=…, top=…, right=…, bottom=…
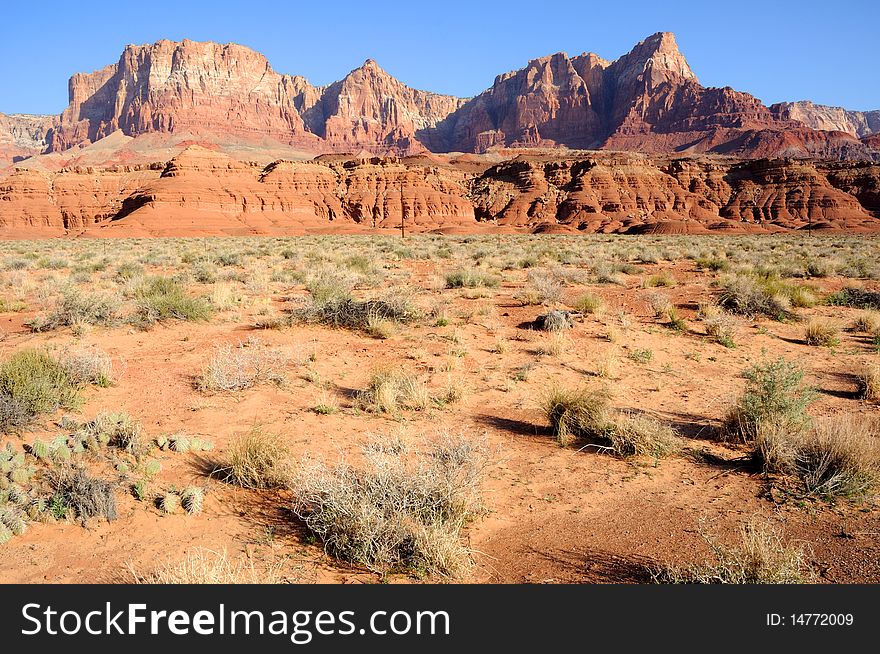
left=28, top=288, right=119, bottom=332
left=825, top=287, right=880, bottom=310
left=0, top=350, right=82, bottom=430
left=134, top=277, right=213, bottom=325
left=721, top=357, right=814, bottom=444
left=445, top=268, right=500, bottom=289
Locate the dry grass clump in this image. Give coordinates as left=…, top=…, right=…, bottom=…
left=858, top=363, right=880, bottom=401
left=60, top=347, right=113, bottom=387
left=218, top=426, right=292, bottom=489
left=131, top=548, right=283, bottom=584
left=851, top=311, right=880, bottom=334
left=197, top=338, right=289, bottom=392
left=642, top=271, right=677, bottom=288
left=721, top=357, right=814, bottom=444
left=291, top=433, right=489, bottom=577
left=50, top=467, right=117, bottom=522
left=654, top=520, right=812, bottom=584
left=356, top=368, right=430, bottom=414
left=543, top=386, right=612, bottom=447
left=804, top=319, right=840, bottom=347
left=794, top=415, right=880, bottom=500
left=543, top=385, right=681, bottom=457
left=610, top=413, right=681, bottom=458
left=572, top=292, right=605, bottom=315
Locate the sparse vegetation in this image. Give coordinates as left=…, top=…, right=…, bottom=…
left=654, top=520, right=812, bottom=584
left=134, top=276, right=213, bottom=325
left=0, top=349, right=82, bottom=431
left=804, top=319, right=840, bottom=347
left=356, top=368, right=430, bottom=414
left=218, top=426, right=292, bottom=489
left=292, top=433, right=488, bottom=577
left=131, top=548, right=283, bottom=584
left=198, top=338, right=289, bottom=391
left=721, top=357, right=814, bottom=445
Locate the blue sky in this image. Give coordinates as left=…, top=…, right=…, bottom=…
left=1, top=0, right=877, bottom=115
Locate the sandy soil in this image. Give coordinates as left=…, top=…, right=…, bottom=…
left=0, top=246, right=878, bottom=584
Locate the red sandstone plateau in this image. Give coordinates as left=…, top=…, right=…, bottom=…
left=0, top=32, right=878, bottom=237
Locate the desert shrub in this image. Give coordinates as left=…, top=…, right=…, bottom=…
left=0, top=350, right=82, bottom=430
left=293, top=294, right=418, bottom=333
left=646, top=292, right=673, bottom=318
left=794, top=415, right=880, bottom=500
left=721, top=357, right=814, bottom=444
left=696, top=257, right=729, bottom=272
left=292, top=433, right=488, bottom=577
left=357, top=368, right=430, bottom=414
left=826, top=287, right=880, bottom=310
left=218, top=427, right=292, bottom=489
left=134, top=277, right=213, bottom=325
left=131, top=548, right=282, bottom=584
left=642, top=271, right=676, bottom=288
left=609, top=413, right=681, bottom=458
left=702, top=310, right=738, bottom=348
left=543, top=386, right=611, bottom=446
left=804, top=319, right=840, bottom=347
left=60, top=348, right=113, bottom=387
left=28, top=288, right=120, bottom=332
left=115, top=261, right=144, bottom=281
left=572, top=293, right=605, bottom=315
left=717, top=275, right=791, bottom=320
left=198, top=339, right=289, bottom=391
left=654, top=520, right=811, bottom=584
left=51, top=467, right=117, bottom=522
left=525, top=268, right=563, bottom=306
left=851, top=311, right=880, bottom=334
left=859, top=363, right=880, bottom=401
left=444, top=268, right=499, bottom=289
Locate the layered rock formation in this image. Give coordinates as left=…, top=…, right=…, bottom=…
left=45, top=40, right=462, bottom=159
left=773, top=101, right=880, bottom=139
left=423, top=33, right=876, bottom=161
left=2, top=33, right=877, bottom=169
left=0, top=113, right=57, bottom=168
left=2, top=147, right=877, bottom=236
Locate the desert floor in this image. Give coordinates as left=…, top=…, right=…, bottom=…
left=0, top=234, right=878, bottom=583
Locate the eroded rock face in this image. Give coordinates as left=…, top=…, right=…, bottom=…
left=31, top=146, right=476, bottom=236
left=3, top=34, right=876, bottom=167
left=0, top=113, right=58, bottom=169
left=48, top=40, right=321, bottom=153
left=428, top=33, right=875, bottom=161
left=1, top=148, right=877, bottom=236
left=773, top=101, right=880, bottom=139
left=0, top=163, right=161, bottom=236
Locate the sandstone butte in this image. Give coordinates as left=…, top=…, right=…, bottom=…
left=0, top=32, right=878, bottom=237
